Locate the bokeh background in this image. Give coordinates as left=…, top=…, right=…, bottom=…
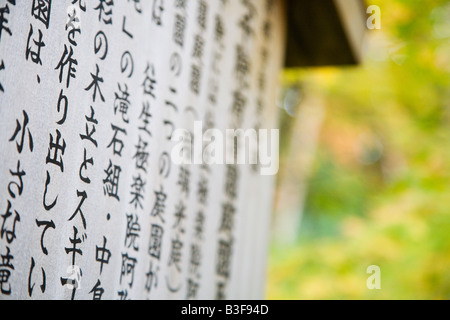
left=267, top=0, right=450, bottom=299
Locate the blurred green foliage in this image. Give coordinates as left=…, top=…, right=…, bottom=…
left=268, top=0, right=450, bottom=299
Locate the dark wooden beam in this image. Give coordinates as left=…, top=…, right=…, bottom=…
left=285, top=0, right=366, bottom=67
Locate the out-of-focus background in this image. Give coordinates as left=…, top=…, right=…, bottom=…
left=268, top=0, right=450, bottom=299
